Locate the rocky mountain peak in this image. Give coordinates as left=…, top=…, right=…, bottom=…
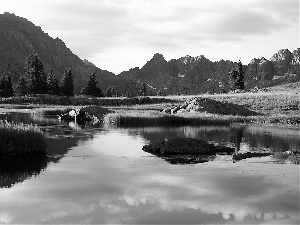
left=292, top=48, right=300, bottom=65
left=270, top=49, right=292, bottom=62
left=151, top=53, right=166, bottom=62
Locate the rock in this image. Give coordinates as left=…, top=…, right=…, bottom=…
left=143, top=138, right=235, bottom=155
left=166, top=97, right=258, bottom=116
left=161, top=138, right=215, bottom=154
left=171, top=106, right=181, bottom=114
left=58, top=105, right=111, bottom=121
left=80, top=105, right=111, bottom=119
left=162, top=108, right=172, bottom=114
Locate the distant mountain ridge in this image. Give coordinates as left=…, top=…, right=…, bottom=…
left=0, top=12, right=299, bottom=95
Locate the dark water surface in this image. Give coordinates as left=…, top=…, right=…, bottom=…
left=0, top=112, right=299, bottom=224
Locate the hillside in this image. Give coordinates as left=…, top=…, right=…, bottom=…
left=0, top=12, right=129, bottom=93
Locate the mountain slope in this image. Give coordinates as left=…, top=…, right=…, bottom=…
left=0, top=12, right=121, bottom=92
left=0, top=12, right=299, bottom=95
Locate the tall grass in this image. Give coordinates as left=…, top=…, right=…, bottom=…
left=103, top=110, right=250, bottom=127
left=103, top=110, right=300, bottom=127
left=0, top=120, right=47, bottom=156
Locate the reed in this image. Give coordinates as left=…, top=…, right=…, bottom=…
left=0, top=120, right=47, bottom=156
left=103, top=110, right=249, bottom=127
left=103, top=109, right=300, bottom=127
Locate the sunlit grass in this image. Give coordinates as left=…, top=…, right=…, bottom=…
left=0, top=120, right=47, bottom=156
left=103, top=109, right=300, bottom=127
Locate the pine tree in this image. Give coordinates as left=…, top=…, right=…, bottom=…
left=105, top=85, right=116, bottom=97
left=139, top=83, right=147, bottom=96
left=25, top=54, right=48, bottom=94
left=236, top=60, right=244, bottom=90
left=16, top=76, right=29, bottom=96
left=61, top=69, right=74, bottom=97
left=47, top=69, right=60, bottom=95
left=0, top=75, right=14, bottom=97
left=228, top=60, right=245, bottom=92
left=228, top=70, right=238, bottom=92
left=82, top=72, right=103, bottom=97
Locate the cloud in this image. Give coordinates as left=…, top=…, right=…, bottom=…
left=0, top=212, right=13, bottom=224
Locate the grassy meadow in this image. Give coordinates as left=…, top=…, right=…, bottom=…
left=1, top=82, right=300, bottom=128
left=103, top=84, right=300, bottom=127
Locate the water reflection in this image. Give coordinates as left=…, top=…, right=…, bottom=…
left=0, top=113, right=99, bottom=188
left=0, top=112, right=299, bottom=224
left=118, top=124, right=300, bottom=154
left=0, top=112, right=59, bottom=125
left=0, top=156, right=48, bottom=188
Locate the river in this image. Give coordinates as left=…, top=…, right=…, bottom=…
left=0, top=112, right=299, bottom=224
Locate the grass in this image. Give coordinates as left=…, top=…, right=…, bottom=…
left=103, top=108, right=300, bottom=127
left=102, top=87, right=300, bottom=127
left=103, top=110, right=254, bottom=127
left=0, top=120, right=47, bottom=156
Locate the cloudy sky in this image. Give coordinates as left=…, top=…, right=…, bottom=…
left=1, top=0, right=299, bottom=74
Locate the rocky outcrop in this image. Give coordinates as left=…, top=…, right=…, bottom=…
left=292, top=48, right=300, bottom=65
left=142, top=138, right=235, bottom=155
left=58, top=106, right=111, bottom=121
left=163, top=97, right=258, bottom=116
left=245, top=58, right=275, bottom=84
left=270, top=49, right=293, bottom=76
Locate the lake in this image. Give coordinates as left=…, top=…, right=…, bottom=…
left=0, top=112, right=299, bottom=224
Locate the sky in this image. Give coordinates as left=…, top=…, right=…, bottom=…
left=0, top=0, right=299, bottom=74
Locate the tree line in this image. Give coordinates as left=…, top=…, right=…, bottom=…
left=0, top=54, right=152, bottom=98
left=0, top=54, right=245, bottom=97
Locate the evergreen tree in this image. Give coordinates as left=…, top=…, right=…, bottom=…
left=16, top=76, right=29, bottom=96
left=82, top=72, right=103, bottom=97
left=0, top=75, right=14, bottom=97
left=228, top=70, right=238, bottom=91
left=228, top=60, right=245, bottom=92
left=139, top=83, right=147, bottom=96
left=105, top=85, right=116, bottom=97
left=61, top=69, right=74, bottom=97
left=47, top=69, right=60, bottom=95
left=236, top=60, right=244, bottom=90
left=25, top=54, right=48, bottom=94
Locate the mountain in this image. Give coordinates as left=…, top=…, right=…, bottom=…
left=120, top=49, right=300, bottom=94
left=0, top=12, right=130, bottom=93
left=0, top=12, right=299, bottom=95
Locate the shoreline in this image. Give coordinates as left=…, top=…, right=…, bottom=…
left=0, top=90, right=299, bottom=129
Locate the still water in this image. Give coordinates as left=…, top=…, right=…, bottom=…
left=0, top=112, right=299, bottom=224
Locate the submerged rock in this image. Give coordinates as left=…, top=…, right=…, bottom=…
left=233, top=152, right=271, bottom=161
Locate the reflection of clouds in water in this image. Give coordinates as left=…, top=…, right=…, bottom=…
left=99, top=171, right=298, bottom=224
left=0, top=128, right=299, bottom=224
left=0, top=212, right=13, bottom=224
left=183, top=126, right=230, bottom=139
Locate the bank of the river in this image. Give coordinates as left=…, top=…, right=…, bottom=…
left=1, top=85, right=300, bottom=127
